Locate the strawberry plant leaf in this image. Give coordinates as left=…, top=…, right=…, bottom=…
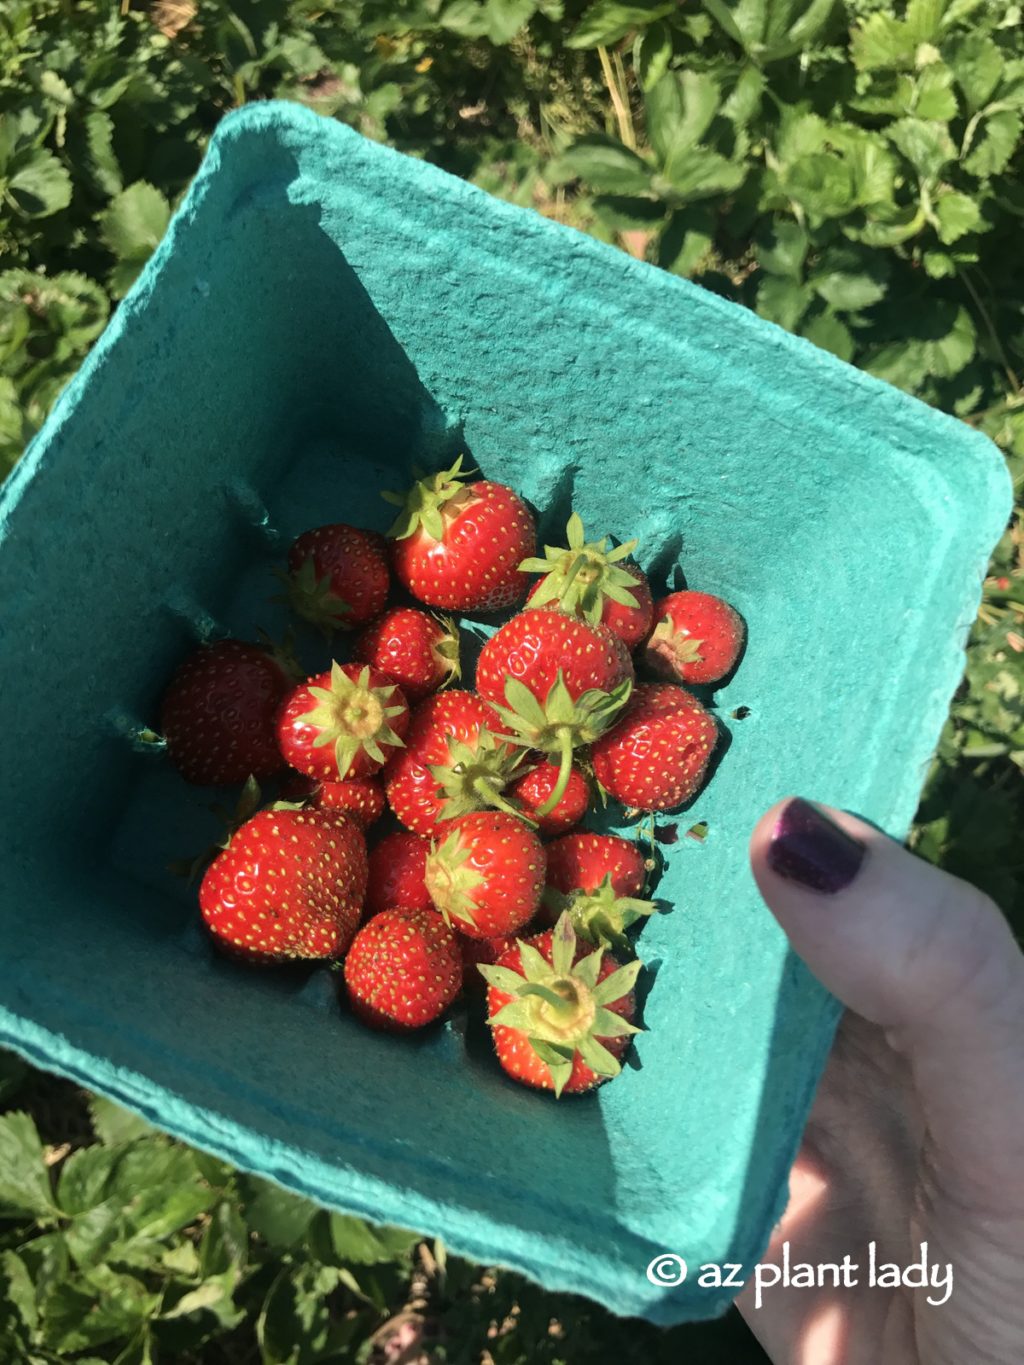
left=646, top=69, right=720, bottom=163
left=566, top=0, right=674, bottom=50
left=756, top=274, right=813, bottom=330
left=947, top=31, right=1004, bottom=110
left=756, top=219, right=808, bottom=277
left=931, top=189, right=982, bottom=244
left=801, top=309, right=854, bottom=362
left=914, top=64, right=958, bottom=121
left=89, top=1094, right=154, bottom=1146
left=327, top=1212, right=420, bottom=1265
left=0, top=1112, right=57, bottom=1219
left=240, top=1175, right=318, bottom=1249
left=84, top=109, right=122, bottom=197
left=633, top=20, right=673, bottom=91
left=887, top=116, right=955, bottom=179
left=553, top=136, right=653, bottom=194
left=5, top=149, right=72, bottom=218
left=963, top=109, right=1022, bottom=178
left=98, top=181, right=170, bottom=265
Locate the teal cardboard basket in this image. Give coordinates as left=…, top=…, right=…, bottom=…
left=0, top=102, right=1010, bottom=1325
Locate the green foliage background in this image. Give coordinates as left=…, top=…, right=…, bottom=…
left=1, top=0, right=1022, bottom=1359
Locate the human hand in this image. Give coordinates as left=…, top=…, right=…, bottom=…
left=738, top=798, right=1024, bottom=1364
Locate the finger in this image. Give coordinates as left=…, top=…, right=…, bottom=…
left=750, top=797, right=1024, bottom=1206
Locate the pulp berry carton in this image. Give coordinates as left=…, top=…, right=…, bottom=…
left=0, top=103, right=1009, bottom=1323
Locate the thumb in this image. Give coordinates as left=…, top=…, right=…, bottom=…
left=751, top=797, right=1024, bottom=1200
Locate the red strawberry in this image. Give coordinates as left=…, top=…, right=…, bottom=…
left=343, top=907, right=462, bottom=1031
left=506, top=761, right=589, bottom=837
left=353, top=607, right=460, bottom=703
left=161, top=640, right=293, bottom=787
left=276, top=662, right=409, bottom=782
left=283, top=524, right=390, bottom=633
left=365, top=830, right=433, bottom=918
left=199, top=808, right=367, bottom=962
left=459, top=932, right=520, bottom=992
left=476, top=610, right=634, bottom=817
left=642, top=591, right=745, bottom=685
left=424, top=811, right=545, bottom=940
left=383, top=690, right=518, bottom=835
left=542, top=832, right=656, bottom=945
left=591, top=683, right=717, bottom=811
left=278, top=772, right=385, bottom=828
left=521, top=514, right=654, bottom=650
left=479, top=914, right=641, bottom=1096
left=384, top=456, right=536, bottom=611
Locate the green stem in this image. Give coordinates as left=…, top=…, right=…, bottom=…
left=519, top=983, right=577, bottom=1014
left=534, top=728, right=574, bottom=818
left=474, top=778, right=535, bottom=826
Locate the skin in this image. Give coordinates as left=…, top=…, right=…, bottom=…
left=740, top=799, right=1024, bottom=1365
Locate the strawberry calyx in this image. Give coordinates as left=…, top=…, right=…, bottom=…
left=490, top=673, right=632, bottom=817
left=424, top=828, right=485, bottom=929
left=544, top=875, right=657, bottom=950
left=520, top=513, right=642, bottom=625
left=479, top=913, right=642, bottom=1097
left=383, top=454, right=479, bottom=542
left=646, top=619, right=705, bottom=671
left=300, top=662, right=406, bottom=780
left=427, top=729, right=528, bottom=822
left=278, top=556, right=352, bottom=634
left=431, top=614, right=462, bottom=686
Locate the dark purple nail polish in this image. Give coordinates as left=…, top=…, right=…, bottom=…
left=766, top=798, right=865, bottom=894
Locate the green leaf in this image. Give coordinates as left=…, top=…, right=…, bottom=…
left=906, top=0, right=943, bottom=43
left=483, top=0, right=539, bottom=45
left=633, top=20, right=673, bottom=91
left=0, top=1250, right=36, bottom=1337
left=0, top=1112, right=56, bottom=1219
left=887, top=117, right=955, bottom=179
left=922, top=249, right=956, bottom=278
left=865, top=304, right=976, bottom=389
left=646, top=70, right=720, bottom=164
left=722, top=64, right=765, bottom=126
left=914, top=64, right=958, bottom=121
left=98, top=181, right=170, bottom=262
left=200, top=1200, right=249, bottom=1277
left=5, top=150, right=72, bottom=218
left=801, top=309, right=854, bottom=361
left=931, top=189, right=982, bottom=244
left=257, top=1263, right=335, bottom=1365
left=58, top=1143, right=121, bottom=1215
left=327, top=1213, right=420, bottom=1266
left=756, top=275, right=813, bottom=330
left=555, top=137, right=653, bottom=194
left=964, top=109, right=1022, bottom=178
left=948, top=32, right=1004, bottom=110
left=657, top=147, right=746, bottom=201
left=782, top=151, right=855, bottom=220
left=241, top=1176, right=318, bottom=1249
left=84, top=111, right=122, bottom=197
left=566, top=0, right=674, bottom=49
left=89, top=1095, right=154, bottom=1146
left=591, top=194, right=666, bottom=230
left=756, top=219, right=808, bottom=277
left=810, top=246, right=888, bottom=309
left=438, top=0, right=491, bottom=37
left=40, top=1271, right=158, bottom=1354
left=851, top=12, right=918, bottom=71
left=657, top=204, right=715, bottom=275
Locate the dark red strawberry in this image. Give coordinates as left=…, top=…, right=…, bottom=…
left=591, top=683, right=717, bottom=811
left=276, top=662, right=409, bottom=782
left=278, top=772, right=386, bottom=828
left=541, top=832, right=656, bottom=945
left=365, top=830, right=433, bottom=918
left=521, top=514, right=654, bottom=650
left=642, top=590, right=745, bottom=685
left=199, top=807, right=367, bottom=962
left=283, top=524, right=390, bottom=633
left=424, top=811, right=545, bottom=940
left=383, top=690, right=518, bottom=835
left=479, top=913, right=641, bottom=1096
left=384, top=456, right=536, bottom=611
left=343, top=907, right=462, bottom=1031
left=476, top=610, right=633, bottom=817
left=353, top=607, right=460, bottom=704
left=459, top=932, right=520, bottom=992
left=506, top=761, right=589, bottom=837
left=161, top=640, right=293, bottom=787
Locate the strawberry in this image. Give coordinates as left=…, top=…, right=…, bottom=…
left=200, top=807, right=367, bottom=962
left=506, top=761, right=589, bottom=837
left=459, top=932, right=520, bottom=992
left=160, top=639, right=293, bottom=787
left=278, top=772, right=385, bottom=828
left=642, top=590, right=745, bottom=685
left=542, top=832, right=656, bottom=946
left=383, top=690, right=519, bottom=835
left=591, top=683, right=717, bottom=811
left=384, top=455, right=536, bottom=611
left=283, top=524, right=390, bottom=633
left=476, top=610, right=634, bottom=818
left=353, top=607, right=460, bottom=703
left=365, top=830, right=433, bottom=918
left=276, top=662, right=409, bottom=782
left=479, top=913, right=641, bottom=1096
left=343, top=907, right=462, bottom=1031
left=424, top=811, right=545, bottom=940
left=520, top=514, right=654, bottom=650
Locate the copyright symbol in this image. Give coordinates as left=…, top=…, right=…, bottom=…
left=646, top=1253, right=688, bottom=1286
